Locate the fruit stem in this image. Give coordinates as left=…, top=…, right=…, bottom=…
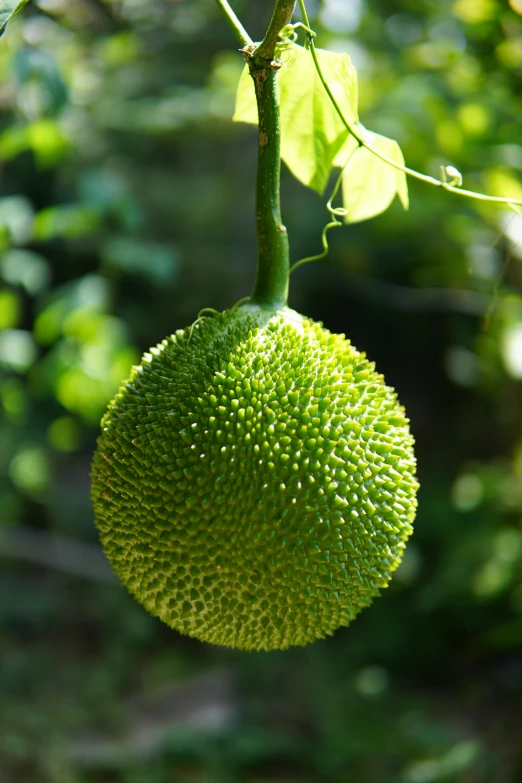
left=249, top=1, right=295, bottom=310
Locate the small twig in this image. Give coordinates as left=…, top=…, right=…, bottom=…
left=214, top=0, right=253, bottom=48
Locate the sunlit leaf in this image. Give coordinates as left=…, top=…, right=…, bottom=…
left=40, top=327, right=138, bottom=423
left=339, top=128, right=408, bottom=224
left=0, top=0, right=28, bottom=37
left=0, top=119, right=71, bottom=168
left=34, top=276, right=109, bottom=345
left=8, top=446, right=50, bottom=494
left=33, top=204, right=102, bottom=241
left=234, top=45, right=408, bottom=218
left=0, top=377, right=27, bottom=423
left=47, top=415, right=82, bottom=453
left=0, top=289, right=21, bottom=329
left=234, top=44, right=358, bottom=194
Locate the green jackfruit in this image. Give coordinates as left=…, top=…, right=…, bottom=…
left=91, top=303, right=418, bottom=651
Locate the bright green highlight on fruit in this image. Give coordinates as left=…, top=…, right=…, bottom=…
left=92, top=304, right=418, bottom=651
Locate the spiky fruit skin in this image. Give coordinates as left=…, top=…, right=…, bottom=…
left=91, top=304, right=418, bottom=651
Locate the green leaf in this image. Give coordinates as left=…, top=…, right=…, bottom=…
left=234, top=44, right=358, bottom=195
left=0, top=0, right=29, bottom=37
left=33, top=204, right=102, bottom=241
left=338, top=128, right=409, bottom=224
left=232, top=66, right=257, bottom=124
left=0, top=119, right=70, bottom=168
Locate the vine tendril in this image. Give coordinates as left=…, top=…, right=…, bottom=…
left=291, top=143, right=360, bottom=274
left=187, top=308, right=220, bottom=344
left=276, top=22, right=316, bottom=65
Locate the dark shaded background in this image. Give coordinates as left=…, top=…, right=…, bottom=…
left=1, top=0, right=522, bottom=781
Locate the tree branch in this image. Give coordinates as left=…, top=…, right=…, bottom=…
left=256, top=0, right=296, bottom=61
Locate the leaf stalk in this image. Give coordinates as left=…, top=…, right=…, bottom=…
left=214, top=0, right=253, bottom=48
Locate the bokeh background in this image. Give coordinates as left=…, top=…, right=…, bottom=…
left=1, top=0, right=522, bottom=781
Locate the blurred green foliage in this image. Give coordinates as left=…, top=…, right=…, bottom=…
left=1, top=0, right=522, bottom=781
